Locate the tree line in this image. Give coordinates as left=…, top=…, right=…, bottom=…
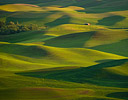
left=0, top=21, right=40, bottom=35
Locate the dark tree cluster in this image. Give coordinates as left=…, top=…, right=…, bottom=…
left=0, top=21, right=39, bottom=35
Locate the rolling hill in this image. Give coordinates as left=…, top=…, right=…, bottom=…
left=17, top=59, right=128, bottom=88
left=0, top=0, right=128, bottom=100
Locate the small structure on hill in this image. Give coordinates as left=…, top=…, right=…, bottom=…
left=84, top=23, right=91, bottom=25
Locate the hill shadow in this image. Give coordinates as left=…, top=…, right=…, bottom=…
left=97, top=15, right=125, bottom=26
left=76, top=97, right=113, bottom=100
left=0, top=44, right=48, bottom=58
left=45, top=15, right=71, bottom=27
left=107, top=92, right=128, bottom=100
left=17, top=59, right=128, bottom=88
left=84, top=0, right=128, bottom=13
left=0, top=30, right=55, bottom=43
left=110, top=28, right=128, bottom=29
left=0, top=10, right=13, bottom=17
left=44, top=31, right=94, bottom=48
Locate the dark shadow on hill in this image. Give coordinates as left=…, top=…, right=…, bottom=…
left=0, top=30, right=55, bottom=43
left=84, top=0, right=128, bottom=13
left=85, top=8, right=128, bottom=13
left=95, top=59, right=114, bottom=63
left=0, top=0, right=53, bottom=4
left=45, top=15, right=71, bottom=27
left=17, top=59, right=128, bottom=88
left=90, top=39, right=128, bottom=57
left=110, top=28, right=128, bottom=29
left=0, top=10, right=13, bottom=17
left=76, top=97, right=113, bottom=100
left=107, top=92, right=128, bottom=100
left=70, top=0, right=104, bottom=9
left=44, top=31, right=94, bottom=48
left=0, top=44, right=48, bottom=58
left=97, top=15, right=125, bottom=26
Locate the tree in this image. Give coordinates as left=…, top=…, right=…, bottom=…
left=28, top=24, right=38, bottom=30
left=7, top=24, right=19, bottom=34
left=8, top=21, right=15, bottom=25
left=19, top=25, right=30, bottom=32
left=0, top=25, right=8, bottom=35
left=0, top=21, right=40, bottom=35
left=0, top=21, right=5, bottom=28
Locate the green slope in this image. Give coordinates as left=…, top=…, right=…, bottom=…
left=0, top=31, right=55, bottom=43
left=44, top=30, right=128, bottom=48
left=90, top=39, right=128, bottom=57
left=0, top=72, right=126, bottom=100
left=0, top=0, right=128, bottom=100
left=17, top=59, right=128, bottom=88
left=84, top=0, right=128, bottom=13
left=0, top=42, right=126, bottom=71
left=1, top=0, right=128, bottom=29
left=44, top=31, right=94, bottom=48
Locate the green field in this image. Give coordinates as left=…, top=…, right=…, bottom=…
left=0, top=0, right=128, bottom=100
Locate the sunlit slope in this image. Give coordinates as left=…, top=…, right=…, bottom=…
left=0, top=42, right=126, bottom=71
left=1, top=2, right=128, bottom=29
left=0, top=4, right=43, bottom=12
left=1, top=0, right=127, bottom=12
left=45, top=24, right=107, bottom=36
left=18, top=59, right=128, bottom=88
left=0, top=52, right=53, bottom=71
left=5, top=9, right=127, bottom=29
left=0, top=5, right=86, bottom=26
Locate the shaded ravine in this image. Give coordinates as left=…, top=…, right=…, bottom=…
left=17, top=59, right=128, bottom=88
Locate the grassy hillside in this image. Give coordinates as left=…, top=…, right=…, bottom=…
left=0, top=0, right=128, bottom=28
left=0, top=31, right=55, bottom=43
left=0, top=42, right=126, bottom=71
left=0, top=4, right=43, bottom=12
left=0, top=0, right=128, bottom=100
left=44, top=30, right=128, bottom=47
left=17, top=59, right=128, bottom=87
left=90, top=39, right=128, bottom=57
